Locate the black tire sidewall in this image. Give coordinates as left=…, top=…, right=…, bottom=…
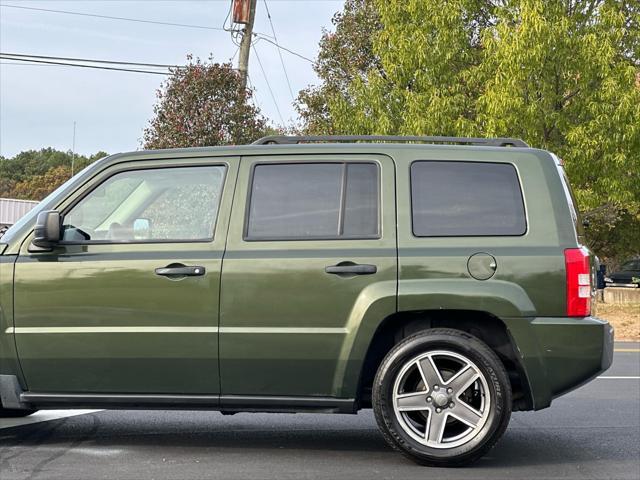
left=0, top=408, right=37, bottom=418
left=373, top=329, right=511, bottom=466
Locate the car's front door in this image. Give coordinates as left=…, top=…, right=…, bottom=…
left=13, top=158, right=238, bottom=394
left=219, top=154, right=397, bottom=400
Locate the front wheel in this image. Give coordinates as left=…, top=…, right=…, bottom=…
left=372, top=328, right=511, bottom=467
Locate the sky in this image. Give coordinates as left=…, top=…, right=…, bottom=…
left=0, top=0, right=343, bottom=158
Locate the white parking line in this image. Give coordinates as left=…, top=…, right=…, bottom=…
left=0, top=409, right=101, bottom=430
left=597, top=376, right=640, bottom=379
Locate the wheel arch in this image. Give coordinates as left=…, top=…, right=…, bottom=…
left=355, top=310, right=534, bottom=411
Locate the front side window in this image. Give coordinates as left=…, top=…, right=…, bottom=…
left=62, top=165, right=226, bottom=242
left=246, top=162, right=379, bottom=240
left=411, top=161, right=526, bottom=237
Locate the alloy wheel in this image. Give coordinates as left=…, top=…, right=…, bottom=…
left=392, top=350, right=491, bottom=449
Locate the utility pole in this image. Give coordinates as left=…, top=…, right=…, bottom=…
left=71, top=121, right=76, bottom=177
left=236, top=0, right=257, bottom=91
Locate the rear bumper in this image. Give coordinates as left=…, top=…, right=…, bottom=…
left=505, top=316, right=614, bottom=410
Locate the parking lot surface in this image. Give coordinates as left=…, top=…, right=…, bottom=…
left=1, top=343, right=638, bottom=480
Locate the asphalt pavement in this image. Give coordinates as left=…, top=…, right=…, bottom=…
left=1, top=343, right=638, bottom=480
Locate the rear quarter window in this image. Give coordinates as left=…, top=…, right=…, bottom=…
left=410, top=161, right=526, bottom=237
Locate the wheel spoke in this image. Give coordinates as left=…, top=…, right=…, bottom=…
left=395, top=392, right=429, bottom=411
left=417, top=356, right=444, bottom=391
left=446, top=365, right=479, bottom=396
left=449, top=400, right=482, bottom=428
left=426, top=410, right=448, bottom=444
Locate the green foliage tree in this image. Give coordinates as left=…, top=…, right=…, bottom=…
left=299, top=0, right=640, bottom=262
left=143, top=56, right=268, bottom=149
left=295, top=0, right=380, bottom=134
left=0, top=149, right=108, bottom=200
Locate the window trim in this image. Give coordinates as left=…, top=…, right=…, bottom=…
left=409, top=160, right=528, bottom=238
left=243, top=161, right=382, bottom=242
left=58, top=164, right=228, bottom=245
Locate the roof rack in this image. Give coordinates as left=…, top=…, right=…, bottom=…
left=252, top=135, right=529, bottom=148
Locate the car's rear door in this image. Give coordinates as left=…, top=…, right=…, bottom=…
left=219, top=154, right=397, bottom=401
left=13, top=157, right=238, bottom=395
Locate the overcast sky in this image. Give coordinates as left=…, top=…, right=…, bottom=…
left=0, top=0, right=342, bottom=158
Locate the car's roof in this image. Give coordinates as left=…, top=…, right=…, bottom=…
left=101, top=142, right=545, bottom=164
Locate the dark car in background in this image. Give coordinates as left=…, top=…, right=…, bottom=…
left=605, top=259, right=640, bottom=288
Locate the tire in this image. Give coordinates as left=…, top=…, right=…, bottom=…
left=372, top=328, right=511, bottom=467
left=0, top=408, right=37, bottom=418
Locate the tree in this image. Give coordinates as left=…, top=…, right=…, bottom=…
left=10, top=165, right=73, bottom=201
left=299, top=0, right=639, bottom=262
left=474, top=1, right=639, bottom=215
left=143, top=56, right=267, bottom=149
left=0, top=148, right=106, bottom=185
left=0, top=149, right=108, bottom=200
left=295, top=0, right=380, bottom=134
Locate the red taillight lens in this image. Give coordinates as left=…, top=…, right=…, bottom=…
left=565, top=247, right=591, bottom=317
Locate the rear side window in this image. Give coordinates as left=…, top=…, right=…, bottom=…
left=411, top=161, right=526, bottom=237
left=246, top=162, right=379, bottom=240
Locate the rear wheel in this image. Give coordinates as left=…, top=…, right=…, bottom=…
left=372, top=328, right=511, bottom=467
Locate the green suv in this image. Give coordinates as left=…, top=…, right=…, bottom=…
left=0, top=136, right=614, bottom=466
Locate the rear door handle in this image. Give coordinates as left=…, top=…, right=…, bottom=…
left=325, top=263, right=377, bottom=275
left=155, top=265, right=206, bottom=277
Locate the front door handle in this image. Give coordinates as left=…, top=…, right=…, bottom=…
left=155, top=264, right=206, bottom=277
left=325, top=262, right=377, bottom=275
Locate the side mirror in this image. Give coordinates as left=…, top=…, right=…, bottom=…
left=132, top=218, right=151, bottom=240
left=32, top=210, right=62, bottom=249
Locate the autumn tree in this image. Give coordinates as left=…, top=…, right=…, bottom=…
left=299, top=0, right=640, bottom=262
left=10, top=165, right=72, bottom=201
left=143, top=56, right=268, bottom=149
left=0, top=149, right=108, bottom=200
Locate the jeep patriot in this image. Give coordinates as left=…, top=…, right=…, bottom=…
left=0, top=135, right=614, bottom=466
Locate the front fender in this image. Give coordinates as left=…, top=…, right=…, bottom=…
left=0, top=255, right=24, bottom=383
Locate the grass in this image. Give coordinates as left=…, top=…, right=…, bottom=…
left=596, top=303, right=640, bottom=341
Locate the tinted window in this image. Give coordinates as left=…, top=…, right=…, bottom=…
left=411, top=161, right=526, bottom=237
left=62, top=166, right=226, bottom=242
left=343, top=163, right=380, bottom=237
left=246, top=162, right=379, bottom=240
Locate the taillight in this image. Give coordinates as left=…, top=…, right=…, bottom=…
left=565, top=247, right=591, bottom=317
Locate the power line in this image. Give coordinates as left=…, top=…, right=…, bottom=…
left=0, top=3, right=229, bottom=32
left=252, top=45, right=284, bottom=124
left=253, top=34, right=313, bottom=63
left=0, top=56, right=170, bottom=75
left=230, top=46, right=240, bottom=64
left=0, top=3, right=311, bottom=64
left=1, top=52, right=178, bottom=69
left=263, top=0, right=294, bottom=100
left=0, top=3, right=275, bottom=39
left=246, top=73, right=262, bottom=111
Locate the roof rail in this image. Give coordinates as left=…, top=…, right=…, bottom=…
left=252, top=135, right=529, bottom=148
